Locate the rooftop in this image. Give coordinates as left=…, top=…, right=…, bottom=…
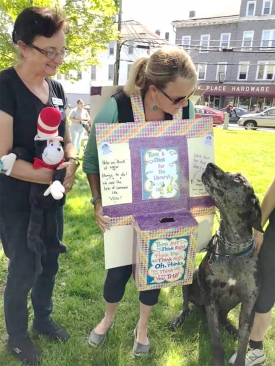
left=172, top=6, right=240, bottom=27
left=120, top=20, right=169, bottom=46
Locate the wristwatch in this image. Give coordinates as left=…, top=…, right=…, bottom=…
left=91, top=195, right=102, bottom=205
left=67, top=157, right=80, bottom=168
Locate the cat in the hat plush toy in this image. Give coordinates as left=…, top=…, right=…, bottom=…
left=0, top=107, right=68, bottom=258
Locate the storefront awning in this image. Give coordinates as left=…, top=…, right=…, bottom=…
left=197, top=83, right=275, bottom=97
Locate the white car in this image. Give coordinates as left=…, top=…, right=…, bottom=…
left=237, top=107, right=275, bottom=130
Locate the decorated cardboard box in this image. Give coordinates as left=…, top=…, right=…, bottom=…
left=92, top=88, right=215, bottom=290
left=133, top=212, right=198, bottom=291
left=129, top=135, right=199, bottom=290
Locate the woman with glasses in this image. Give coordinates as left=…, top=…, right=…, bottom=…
left=83, top=46, right=197, bottom=356
left=0, top=7, right=77, bottom=365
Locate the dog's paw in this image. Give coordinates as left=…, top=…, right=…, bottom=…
left=169, top=311, right=188, bottom=330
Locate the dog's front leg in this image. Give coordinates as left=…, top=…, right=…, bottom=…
left=169, top=285, right=190, bottom=330
left=233, top=302, right=256, bottom=366
left=205, top=299, right=225, bottom=366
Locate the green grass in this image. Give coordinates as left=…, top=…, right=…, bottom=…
left=0, top=129, right=275, bottom=366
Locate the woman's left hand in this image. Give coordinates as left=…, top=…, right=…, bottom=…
left=61, top=160, right=78, bottom=193
left=254, top=229, right=264, bottom=253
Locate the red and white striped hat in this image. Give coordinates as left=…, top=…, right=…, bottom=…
left=34, top=107, right=63, bottom=141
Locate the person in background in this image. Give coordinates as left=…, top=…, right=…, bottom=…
left=69, top=99, right=90, bottom=156
left=226, top=101, right=233, bottom=115
left=83, top=46, right=197, bottom=356
left=0, top=7, right=78, bottom=365
left=255, top=104, right=261, bottom=113
left=229, top=178, right=275, bottom=365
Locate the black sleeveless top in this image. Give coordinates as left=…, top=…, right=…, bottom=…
left=265, top=209, right=275, bottom=241
left=112, top=90, right=190, bottom=123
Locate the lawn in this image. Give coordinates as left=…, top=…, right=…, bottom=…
left=0, top=128, right=274, bottom=366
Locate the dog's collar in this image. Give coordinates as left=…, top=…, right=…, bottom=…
left=216, top=230, right=254, bottom=249
left=207, top=239, right=255, bottom=263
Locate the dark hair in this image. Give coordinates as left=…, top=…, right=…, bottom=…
left=77, top=99, right=84, bottom=104
left=12, top=7, right=68, bottom=45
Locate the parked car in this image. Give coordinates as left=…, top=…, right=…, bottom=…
left=219, top=107, right=248, bottom=123
left=194, top=105, right=225, bottom=125
left=237, top=107, right=275, bottom=130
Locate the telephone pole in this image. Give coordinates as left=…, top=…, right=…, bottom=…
left=113, top=0, right=122, bottom=85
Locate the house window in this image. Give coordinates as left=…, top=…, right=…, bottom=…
left=261, top=30, right=275, bottom=48
left=200, top=35, right=210, bottom=52
left=91, top=65, right=96, bottom=80
left=197, top=63, right=207, bottom=80
left=127, top=64, right=132, bottom=78
left=108, top=64, right=114, bottom=80
left=238, top=62, right=249, bottom=80
left=262, top=0, right=272, bottom=15
left=220, top=33, right=231, bottom=48
left=182, top=36, right=191, bottom=51
left=246, top=1, right=256, bottom=16
left=77, top=71, right=82, bottom=80
left=216, top=63, right=227, bottom=82
left=256, top=62, right=275, bottom=80
left=128, top=40, right=134, bottom=54
left=242, top=31, right=254, bottom=49
left=109, top=41, right=115, bottom=56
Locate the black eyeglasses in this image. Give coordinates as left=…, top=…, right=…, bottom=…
left=29, top=44, right=70, bottom=60
left=158, top=87, right=196, bottom=105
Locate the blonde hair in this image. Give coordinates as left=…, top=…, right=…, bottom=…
left=124, top=46, right=197, bottom=96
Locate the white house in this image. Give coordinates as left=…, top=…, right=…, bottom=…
left=56, top=20, right=169, bottom=107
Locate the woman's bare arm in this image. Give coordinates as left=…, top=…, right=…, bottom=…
left=0, top=110, right=53, bottom=184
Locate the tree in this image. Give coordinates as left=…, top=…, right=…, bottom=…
left=0, top=0, right=119, bottom=75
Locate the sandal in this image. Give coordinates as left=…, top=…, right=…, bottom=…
left=88, top=322, right=114, bottom=347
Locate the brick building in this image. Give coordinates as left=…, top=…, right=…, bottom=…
left=172, top=0, right=275, bottom=110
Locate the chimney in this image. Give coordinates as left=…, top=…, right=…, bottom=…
left=189, top=10, right=195, bottom=18
left=155, top=29, right=161, bottom=36
left=165, top=32, right=169, bottom=41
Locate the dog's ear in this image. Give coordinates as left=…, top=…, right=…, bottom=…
left=249, top=195, right=264, bottom=233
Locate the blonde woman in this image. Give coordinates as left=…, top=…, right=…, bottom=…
left=83, top=47, right=197, bottom=356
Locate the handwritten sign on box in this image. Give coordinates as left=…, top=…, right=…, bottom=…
left=98, top=143, right=132, bottom=206
left=188, top=136, right=215, bottom=197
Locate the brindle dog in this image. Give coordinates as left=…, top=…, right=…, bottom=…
left=170, top=163, right=263, bottom=366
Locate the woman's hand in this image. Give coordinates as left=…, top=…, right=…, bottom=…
left=94, top=200, right=111, bottom=232
left=254, top=229, right=264, bottom=253
left=59, top=161, right=77, bottom=194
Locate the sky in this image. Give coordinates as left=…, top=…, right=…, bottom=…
left=122, top=0, right=241, bottom=42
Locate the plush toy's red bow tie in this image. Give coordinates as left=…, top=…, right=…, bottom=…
left=33, top=158, right=64, bottom=170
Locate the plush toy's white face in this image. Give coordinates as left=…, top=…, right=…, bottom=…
left=42, top=139, right=64, bottom=165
